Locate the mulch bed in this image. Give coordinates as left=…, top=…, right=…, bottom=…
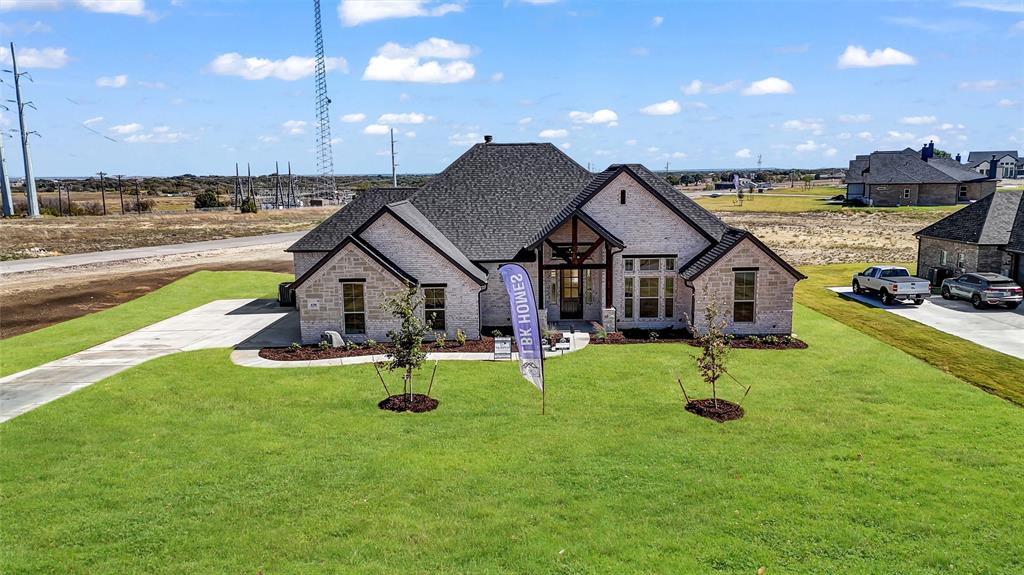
left=685, top=398, right=745, bottom=422
left=259, top=337, right=513, bottom=361
left=378, top=393, right=438, bottom=413
left=592, top=334, right=807, bottom=350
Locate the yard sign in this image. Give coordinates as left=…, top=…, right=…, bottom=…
left=499, top=264, right=545, bottom=412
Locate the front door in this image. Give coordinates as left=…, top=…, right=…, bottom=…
left=559, top=269, right=583, bottom=319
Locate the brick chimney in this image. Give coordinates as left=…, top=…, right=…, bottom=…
left=921, top=140, right=935, bottom=161
left=483, top=135, right=493, bottom=144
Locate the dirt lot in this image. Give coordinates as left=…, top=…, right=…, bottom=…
left=0, top=207, right=334, bottom=260
left=720, top=209, right=939, bottom=265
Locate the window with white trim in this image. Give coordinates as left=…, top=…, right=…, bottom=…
left=733, top=271, right=756, bottom=323
left=624, top=277, right=634, bottom=318
left=903, top=189, right=911, bottom=200
left=342, top=283, right=366, bottom=334
left=424, top=287, right=446, bottom=330
left=940, top=250, right=948, bottom=266
left=621, top=257, right=678, bottom=320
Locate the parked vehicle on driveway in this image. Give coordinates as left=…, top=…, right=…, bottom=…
left=852, top=266, right=931, bottom=305
left=941, top=273, right=1023, bottom=309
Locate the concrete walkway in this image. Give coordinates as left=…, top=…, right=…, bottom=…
left=0, top=299, right=290, bottom=423
left=230, top=332, right=590, bottom=369
left=0, top=232, right=305, bottom=275
left=830, top=287, right=1024, bottom=359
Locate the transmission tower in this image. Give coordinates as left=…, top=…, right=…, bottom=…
left=313, top=0, right=336, bottom=197
left=7, top=43, right=40, bottom=218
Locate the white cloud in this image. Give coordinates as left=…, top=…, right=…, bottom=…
left=955, top=1, right=1024, bottom=12
left=83, top=116, right=104, bottom=126
left=735, top=148, right=752, bottom=159
left=594, top=149, right=612, bottom=156
left=857, top=131, right=874, bottom=141
left=364, top=124, right=390, bottom=135
left=824, top=147, right=838, bottom=157
left=137, top=80, right=166, bottom=89
left=95, top=74, right=127, bottom=88
left=362, top=38, right=475, bottom=84
left=646, top=146, right=659, bottom=153
left=651, top=15, right=663, bottom=27
left=742, top=77, right=794, bottom=96
left=0, top=46, right=68, bottom=68
left=838, top=132, right=852, bottom=140
left=517, top=117, right=532, bottom=125
left=378, top=112, right=430, bottom=124
left=2, top=0, right=150, bottom=17
left=560, top=142, right=571, bottom=149
left=625, top=139, right=637, bottom=146
left=206, top=52, right=347, bottom=81
left=957, top=79, right=1006, bottom=91
left=900, top=115, right=937, bottom=125
left=837, top=45, right=916, bottom=68
left=671, top=152, right=688, bottom=159
left=282, top=120, right=307, bottom=135
left=405, top=131, right=416, bottom=138
left=681, top=79, right=741, bottom=95
left=491, top=72, right=504, bottom=82
left=629, top=47, right=649, bottom=57
left=998, top=98, right=1020, bottom=108
left=109, top=122, right=143, bottom=134
left=640, top=99, right=681, bottom=115
left=449, top=132, right=482, bottom=146
left=783, top=118, right=825, bottom=134
left=839, top=113, right=872, bottom=123
left=124, top=127, right=192, bottom=144
left=794, top=140, right=824, bottom=153
left=538, top=128, right=568, bottom=138
left=257, top=135, right=279, bottom=143
left=0, top=20, right=52, bottom=35
left=338, top=0, right=463, bottom=26
left=340, top=112, right=366, bottom=123
left=568, top=109, right=618, bottom=125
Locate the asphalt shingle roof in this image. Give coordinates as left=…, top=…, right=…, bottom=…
left=1007, top=199, right=1024, bottom=254
left=287, top=187, right=417, bottom=252
left=384, top=200, right=487, bottom=284
left=967, top=151, right=1019, bottom=164
left=916, top=190, right=1023, bottom=245
left=850, top=149, right=989, bottom=185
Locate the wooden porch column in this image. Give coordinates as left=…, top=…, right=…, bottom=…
left=537, top=247, right=544, bottom=308
left=604, top=243, right=613, bottom=305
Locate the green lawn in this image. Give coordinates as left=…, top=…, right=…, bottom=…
left=694, top=194, right=963, bottom=214
left=795, top=262, right=1024, bottom=405
left=2, top=303, right=1022, bottom=573
left=0, top=270, right=290, bottom=377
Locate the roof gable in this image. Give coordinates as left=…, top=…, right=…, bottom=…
left=287, top=187, right=417, bottom=252
left=916, top=191, right=1023, bottom=245
left=680, top=228, right=806, bottom=281
left=968, top=151, right=1019, bottom=163
left=289, top=235, right=416, bottom=292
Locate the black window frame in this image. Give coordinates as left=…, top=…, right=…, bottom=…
left=341, top=282, right=366, bottom=335
left=733, top=270, right=756, bottom=323
left=424, top=286, right=446, bottom=330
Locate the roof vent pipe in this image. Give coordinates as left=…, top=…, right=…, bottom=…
left=484, top=135, right=493, bottom=144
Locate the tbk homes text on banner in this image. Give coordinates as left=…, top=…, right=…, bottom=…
left=499, top=264, right=544, bottom=392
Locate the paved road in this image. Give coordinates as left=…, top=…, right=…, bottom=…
left=830, top=287, right=1024, bottom=359
left=0, top=299, right=290, bottom=423
left=0, top=232, right=305, bottom=275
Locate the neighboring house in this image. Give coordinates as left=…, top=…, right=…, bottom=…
left=967, top=151, right=1020, bottom=180
left=845, top=142, right=995, bottom=206
left=286, top=140, right=805, bottom=344
left=915, top=190, right=1024, bottom=286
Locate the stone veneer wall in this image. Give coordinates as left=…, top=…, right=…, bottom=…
left=917, top=237, right=1011, bottom=277
left=689, top=237, right=797, bottom=336
left=359, top=212, right=484, bottom=340
left=294, top=243, right=405, bottom=344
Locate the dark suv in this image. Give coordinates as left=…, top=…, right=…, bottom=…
left=940, top=273, right=1023, bottom=309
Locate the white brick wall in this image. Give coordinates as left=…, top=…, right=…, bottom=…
left=480, top=262, right=543, bottom=327
left=359, top=213, right=484, bottom=340
left=690, top=237, right=797, bottom=336
left=293, top=251, right=326, bottom=279
left=581, top=172, right=711, bottom=329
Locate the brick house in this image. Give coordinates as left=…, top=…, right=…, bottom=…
left=967, top=151, right=1020, bottom=180
left=915, top=190, right=1024, bottom=286
left=845, top=142, right=995, bottom=206
left=286, top=140, right=805, bottom=343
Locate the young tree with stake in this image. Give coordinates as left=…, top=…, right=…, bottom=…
left=381, top=285, right=430, bottom=400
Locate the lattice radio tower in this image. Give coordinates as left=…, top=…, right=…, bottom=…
left=313, top=0, right=336, bottom=197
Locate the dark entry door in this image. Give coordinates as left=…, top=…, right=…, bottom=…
left=560, top=269, right=583, bottom=319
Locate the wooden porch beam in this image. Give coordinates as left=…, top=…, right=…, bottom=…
left=578, top=237, right=605, bottom=264
left=571, top=215, right=579, bottom=265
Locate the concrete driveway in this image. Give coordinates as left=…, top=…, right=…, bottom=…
left=0, top=299, right=291, bottom=423
left=830, top=287, right=1024, bottom=359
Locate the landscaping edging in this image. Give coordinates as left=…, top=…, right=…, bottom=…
left=259, top=336, right=509, bottom=361
left=592, top=336, right=807, bottom=350
left=230, top=332, right=590, bottom=369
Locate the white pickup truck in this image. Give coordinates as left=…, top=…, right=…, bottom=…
left=851, top=266, right=931, bottom=305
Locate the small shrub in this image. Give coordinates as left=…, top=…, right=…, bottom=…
left=289, top=342, right=302, bottom=352
left=239, top=198, right=258, bottom=213
left=364, top=339, right=378, bottom=349
left=648, top=331, right=660, bottom=342
left=434, top=332, right=447, bottom=348
left=194, top=190, right=223, bottom=209
left=318, top=339, right=330, bottom=350
left=764, top=335, right=780, bottom=346
left=345, top=341, right=360, bottom=351
left=590, top=321, right=608, bottom=340
left=125, top=198, right=155, bottom=213
left=455, top=328, right=467, bottom=347
left=781, top=335, right=794, bottom=345
left=747, top=335, right=762, bottom=346
left=491, top=329, right=504, bottom=338
left=606, top=331, right=626, bottom=343
left=543, top=329, right=563, bottom=346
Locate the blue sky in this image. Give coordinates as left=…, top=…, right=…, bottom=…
left=0, top=0, right=1022, bottom=177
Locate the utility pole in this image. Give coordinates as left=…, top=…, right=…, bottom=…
left=234, top=163, right=241, bottom=209
left=9, top=43, right=39, bottom=218
left=274, top=161, right=282, bottom=208
left=115, top=174, right=125, bottom=214
left=0, top=128, right=12, bottom=217
left=134, top=179, right=142, bottom=215
left=390, top=128, right=398, bottom=187
left=287, top=161, right=295, bottom=208
left=65, top=182, right=71, bottom=215
left=96, top=171, right=108, bottom=215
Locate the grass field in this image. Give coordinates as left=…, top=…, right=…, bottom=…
left=694, top=194, right=964, bottom=214
left=0, top=270, right=289, bottom=377
left=796, top=262, right=1024, bottom=405
left=1, top=273, right=1023, bottom=573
